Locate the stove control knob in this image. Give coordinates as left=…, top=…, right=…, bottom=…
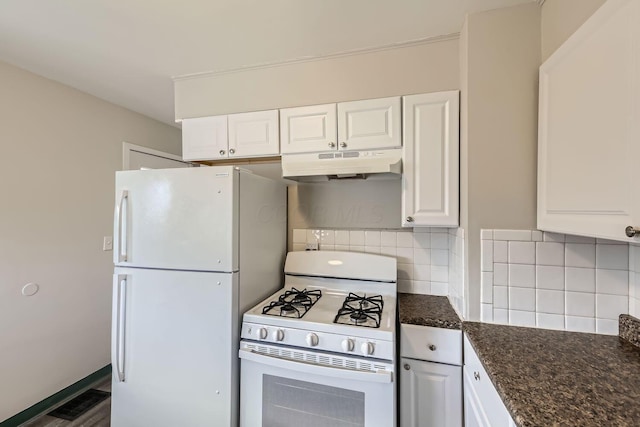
left=306, top=333, right=319, bottom=347
left=361, top=342, right=375, bottom=356
left=272, top=329, right=285, bottom=342
left=257, top=327, right=268, bottom=340
left=341, top=339, right=355, bottom=352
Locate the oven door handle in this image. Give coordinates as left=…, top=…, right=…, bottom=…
left=238, top=348, right=393, bottom=384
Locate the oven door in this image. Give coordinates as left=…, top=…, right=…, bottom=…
left=239, top=343, right=396, bottom=427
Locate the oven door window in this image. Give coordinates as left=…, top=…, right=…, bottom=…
left=263, top=374, right=365, bottom=427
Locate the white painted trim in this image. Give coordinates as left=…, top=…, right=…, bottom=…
left=122, top=142, right=189, bottom=170
left=172, top=33, right=460, bottom=81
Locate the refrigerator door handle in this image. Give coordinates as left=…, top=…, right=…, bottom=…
left=115, top=275, right=127, bottom=382
left=117, top=190, right=129, bottom=262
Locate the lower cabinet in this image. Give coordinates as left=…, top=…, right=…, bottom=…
left=463, top=335, right=515, bottom=427
left=400, top=324, right=462, bottom=427
left=400, top=358, right=462, bottom=427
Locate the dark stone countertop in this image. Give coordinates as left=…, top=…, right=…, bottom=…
left=397, top=293, right=462, bottom=330
left=463, top=322, right=640, bottom=427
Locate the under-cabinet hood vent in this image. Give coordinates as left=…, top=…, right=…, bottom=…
left=281, top=149, right=402, bottom=182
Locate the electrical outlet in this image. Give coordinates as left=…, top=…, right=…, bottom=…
left=103, top=236, right=113, bottom=251
left=305, top=242, right=319, bottom=251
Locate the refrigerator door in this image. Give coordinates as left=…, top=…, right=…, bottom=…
left=111, top=268, right=238, bottom=427
left=114, top=166, right=238, bottom=272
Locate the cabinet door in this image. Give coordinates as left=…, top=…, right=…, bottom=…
left=182, top=116, right=228, bottom=161
left=338, top=96, right=401, bottom=151
left=463, top=366, right=491, bottom=427
left=538, top=0, right=640, bottom=242
left=402, top=91, right=459, bottom=227
left=228, top=110, right=279, bottom=158
left=280, top=103, right=337, bottom=153
left=400, top=358, right=462, bottom=427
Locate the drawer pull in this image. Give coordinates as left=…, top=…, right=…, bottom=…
left=473, top=371, right=480, bottom=381
left=428, top=344, right=437, bottom=351
left=403, top=363, right=411, bottom=371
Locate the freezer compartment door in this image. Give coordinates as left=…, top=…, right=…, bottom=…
left=111, top=268, right=238, bottom=427
left=114, top=166, right=238, bottom=271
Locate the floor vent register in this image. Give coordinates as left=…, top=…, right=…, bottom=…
left=48, top=389, right=111, bottom=421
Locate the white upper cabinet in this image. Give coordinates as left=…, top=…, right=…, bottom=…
left=182, top=116, right=228, bottom=161
left=402, top=91, right=460, bottom=227
left=280, top=97, right=401, bottom=154
left=228, top=110, right=280, bottom=158
left=279, top=104, right=337, bottom=154
left=337, top=96, right=401, bottom=151
left=182, top=110, right=279, bottom=161
left=538, top=0, right=640, bottom=242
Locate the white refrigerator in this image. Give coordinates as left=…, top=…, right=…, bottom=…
left=111, top=166, right=286, bottom=426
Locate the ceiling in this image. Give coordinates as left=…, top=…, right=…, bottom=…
left=0, top=0, right=535, bottom=126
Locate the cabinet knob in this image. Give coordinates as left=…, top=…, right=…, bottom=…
left=406, top=216, right=414, bottom=223
left=403, top=363, right=411, bottom=371
left=229, top=148, right=235, bottom=155
left=328, top=142, right=336, bottom=148
left=340, top=142, right=347, bottom=148
left=219, top=150, right=226, bottom=156
left=473, top=371, right=480, bottom=381
left=428, top=344, right=437, bottom=351
left=625, top=226, right=640, bottom=238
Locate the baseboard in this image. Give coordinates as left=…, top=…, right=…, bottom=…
left=0, top=365, right=111, bottom=427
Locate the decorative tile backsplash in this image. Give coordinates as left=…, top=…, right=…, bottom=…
left=292, top=228, right=464, bottom=309
left=481, top=229, right=635, bottom=335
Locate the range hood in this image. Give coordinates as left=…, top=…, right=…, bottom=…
left=281, top=149, right=402, bottom=182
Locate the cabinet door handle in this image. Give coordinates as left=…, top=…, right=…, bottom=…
left=428, top=344, right=437, bottom=351
left=406, top=216, right=414, bottom=223
left=625, top=226, right=640, bottom=238
left=403, top=363, right=411, bottom=371
left=328, top=142, right=336, bottom=148
left=473, top=371, right=480, bottom=381
left=219, top=149, right=226, bottom=156
left=340, top=142, right=347, bottom=148
left=229, top=148, right=236, bottom=155
left=117, top=190, right=128, bottom=262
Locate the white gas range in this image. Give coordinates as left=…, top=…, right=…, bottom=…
left=239, top=250, right=397, bottom=427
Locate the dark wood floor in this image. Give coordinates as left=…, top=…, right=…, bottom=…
left=24, top=379, right=111, bottom=427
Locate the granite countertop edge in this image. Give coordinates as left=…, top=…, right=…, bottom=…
left=462, top=318, right=640, bottom=427
left=397, top=293, right=462, bottom=330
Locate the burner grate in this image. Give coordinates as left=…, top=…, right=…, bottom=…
left=262, top=288, right=322, bottom=318
left=333, top=293, right=383, bottom=328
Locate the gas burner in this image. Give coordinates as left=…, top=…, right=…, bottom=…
left=262, top=288, right=322, bottom=318
left=334, top=293, right=383, bottom=328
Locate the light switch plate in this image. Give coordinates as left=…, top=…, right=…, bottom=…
left=103, top=236, right=113, bottom=251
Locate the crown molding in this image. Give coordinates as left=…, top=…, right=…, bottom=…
left=173, top=33, right=460, bottom=81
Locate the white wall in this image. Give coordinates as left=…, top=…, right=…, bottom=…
left=174, top=38, right=460, bottom=119
left=460, top=3, right=541, bottom=320
left=541, top=0, right=606, bottom=61
left=0, top=60, right=181, bottom=422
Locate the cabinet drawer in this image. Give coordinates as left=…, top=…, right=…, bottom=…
left=401, top=324, right=462, bottom=365
left=463, top=336, right=513, bottom=426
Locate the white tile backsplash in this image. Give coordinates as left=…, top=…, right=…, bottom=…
left=364, top=230, right=381, bottom=247
left=349, top=230, right=365, bottom=246
left=293, top=228, right=464, bottom=311
left=565, top=267, right=595, bottom=293
left=536, top=265, right=565, bottom=290
left=565, top=243, right=596, bottom=268
left=481, top=228, right=632, bottom=336
left=536, top=242, right=565, bottom=266
left=509, top=241, right=535, bottom=264
left=508, top=264, right=535, bottom=288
